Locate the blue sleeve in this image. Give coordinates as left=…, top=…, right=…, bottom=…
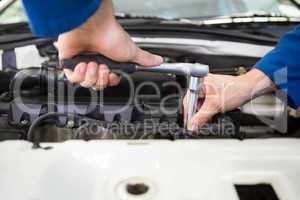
left=255, top=25, right=300, bottom=108
left=22, top=0, right=102, bottom=37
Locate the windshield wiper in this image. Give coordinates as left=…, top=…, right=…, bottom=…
left=176, top=12, right=300, bottom=28
left=184, top=10, right=300, bottom=24
left=115, top=12, right=178, bottom=21
left=229, top=11, right=293, bottom=18
left=217, top=11, right=300, bottom=23
left=290, top=0, right=300, bottom=9
left=0, top=0, right=16, bottom=15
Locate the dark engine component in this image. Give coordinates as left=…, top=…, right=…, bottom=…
left=8, top=68, right=180, bottom=126
left=74, top=110, right=241, bottom=141
left=0, top=65, right=243, bottom=142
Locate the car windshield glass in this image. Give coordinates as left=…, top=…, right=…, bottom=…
left=0, top=0, right=300, bottom=24
left=113, top=0, right=300, bottom=19
left=0, top=0, right=27, bottom=24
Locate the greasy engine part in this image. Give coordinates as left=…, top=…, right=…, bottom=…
left=8, top=67, right=180, bottom=126
left=1, top=64, right=246, bottom=142
left=1, top=28, right=300, bottom=142
left=0, top=55, right=299, bottom=142
left=73, top=110, right=242, bottom=141
left=26, top=109, right=242, bottom=146
left=61, top=54, right=209, bottom=130
left=0, top=115, right=24, bottom=140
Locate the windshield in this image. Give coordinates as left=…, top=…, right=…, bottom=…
left=113, top=0, right=300, bottom=19
left=0, top=0, right=300, bottom=24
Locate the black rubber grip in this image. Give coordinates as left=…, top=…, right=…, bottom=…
left=59, top=54, right=137, bottom=73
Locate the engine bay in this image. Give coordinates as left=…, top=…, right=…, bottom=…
left=0, top=39, right=299, bottom=146
left=1, top=64, right=243, bottom=144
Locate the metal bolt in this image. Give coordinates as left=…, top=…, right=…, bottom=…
left=66, top=120, right=75, bottom=128
left=20, top=120, right=29, bottom=126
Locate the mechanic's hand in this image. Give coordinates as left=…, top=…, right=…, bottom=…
left=183, top=69, right=276, bottom=131
left=57, top=0, right=163, bottom=90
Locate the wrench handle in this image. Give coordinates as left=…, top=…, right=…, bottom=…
left=59, top=54, right=137, bottom=74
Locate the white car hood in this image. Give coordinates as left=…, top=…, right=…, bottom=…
left=0, top=139, right=300, bottom=200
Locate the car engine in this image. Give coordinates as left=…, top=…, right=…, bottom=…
left=0, top=23, right=300, bottom=146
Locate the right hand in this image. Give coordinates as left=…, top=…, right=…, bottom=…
left=183, top=69, right=276, bottom=131
left=57, top=0, right=163, bottom=90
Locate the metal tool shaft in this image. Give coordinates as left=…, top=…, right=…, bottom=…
left=137, top=63, right=207, bottom=130
left=185, top=76, right=202, bottom=129
left=136, top=63, right=209, bottom=77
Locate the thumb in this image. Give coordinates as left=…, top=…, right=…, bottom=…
left=57, top=34, right=84, bottom=60
left=187, top=100, right=218, bottom=131
left=133, top=48, right=163, bottom=67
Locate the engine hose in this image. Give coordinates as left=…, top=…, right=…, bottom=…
left=27, top=112, right=75, bottom=149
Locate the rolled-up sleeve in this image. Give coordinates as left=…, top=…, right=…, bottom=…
left=22, top=0, right=102, bottom=37
left=255, top=25, right=300, bottom=108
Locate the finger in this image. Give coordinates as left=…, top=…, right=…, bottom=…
left=95, top=64, right=109, bottom=90
left=183, top=91, right=190, bottom=127
left=196, top=98, right=204, bottom=111
left=80, top=62, right=98, bottom=88
left=187, top=100, right=218, bottom=131
left=199, top=85, right=205, bottom=98
left=64, top=62, right=87, bottom=83
left=133, top=48, right=163, bottom=67
left=108, top=73, right=121, bottom=86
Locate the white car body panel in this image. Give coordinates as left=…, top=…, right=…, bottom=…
left=0, top=139, right=300, bottom=200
